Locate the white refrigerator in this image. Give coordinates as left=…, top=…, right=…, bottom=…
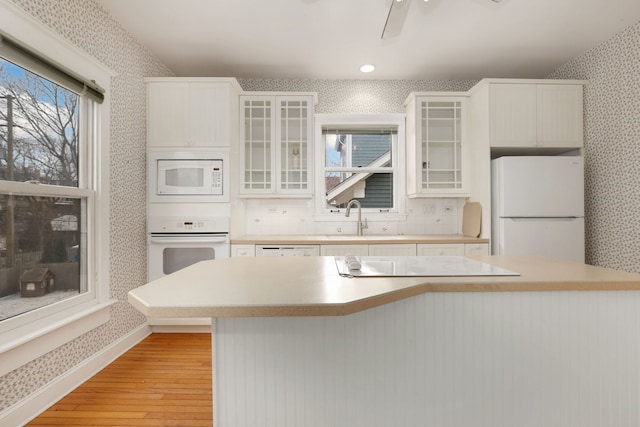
left=491, top=156, right=585, bottom=262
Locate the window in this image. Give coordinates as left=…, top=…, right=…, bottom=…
left=0, top=26, right=107, bottom=333
left=0, top=6, right=111, bottom=376
left=324, top=131, right=394, bottom=209
left=0, top=58, right=92, bottom=324
left=315, top=114, right=405, bottom=217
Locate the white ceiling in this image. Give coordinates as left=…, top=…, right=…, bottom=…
left=95, top=0, right=640, bottom=80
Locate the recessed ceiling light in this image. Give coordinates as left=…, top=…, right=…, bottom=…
left=360, top=64, right=375, bottom=73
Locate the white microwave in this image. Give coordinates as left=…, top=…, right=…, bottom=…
left=149, top=150, right=229, bottom=203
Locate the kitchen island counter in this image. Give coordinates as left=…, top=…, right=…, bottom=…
left=128, top=255, right=640, bottom=319
left=128, top=256, right=640, bottom=427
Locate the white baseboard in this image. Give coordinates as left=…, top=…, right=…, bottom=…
left=148, top=317, right=211, bottom=325
left=0, top=323, right=152, bottom=427
left=150, top=324, right=211, bottom=333
left=148, top=317, right=211, bottom=333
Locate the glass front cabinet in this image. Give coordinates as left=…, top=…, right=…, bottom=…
left=405, top=93, right=469, bottom=197
left=240, top=94, right=315, bottom=195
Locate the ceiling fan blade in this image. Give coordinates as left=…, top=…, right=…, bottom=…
left=381, top=0, right=412, bottom=39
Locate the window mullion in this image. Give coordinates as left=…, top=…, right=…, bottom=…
left=325, top=167, right=392, bottom=173
left=0, top=181, right=92, bottom=198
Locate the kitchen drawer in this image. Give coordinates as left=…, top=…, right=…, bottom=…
left=368, top=244, right=417, bottom=256
left=320, top=245, right=369, bottom=256
left=255, top=245, right=320, bottom=256
left=416, top=243, right=465, bottom=256
left=231, top=244, right=255, bottom=257
left=464, top=243, right=489, bottom=256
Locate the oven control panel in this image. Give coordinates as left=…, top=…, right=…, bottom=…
left=148, top=216, right=230, bottom=234
left=160, top=220, right=214, bottom=232
left=175, top=220, right=208, bottom=231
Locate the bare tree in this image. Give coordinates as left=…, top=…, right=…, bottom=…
left=1, top=59, right=80, bottom=270
left=0, top=60, right=79, bottom=186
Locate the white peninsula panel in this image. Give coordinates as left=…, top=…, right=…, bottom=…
left=214, top=290, right=640, bottom=427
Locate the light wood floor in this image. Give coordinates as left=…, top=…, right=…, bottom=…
left=27, top=333, right=213, bottom=427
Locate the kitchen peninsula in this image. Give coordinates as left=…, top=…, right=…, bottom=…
left=129, top=256, right=640, bottom=427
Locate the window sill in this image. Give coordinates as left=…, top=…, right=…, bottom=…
left=0, top=299, right=116, bottom=376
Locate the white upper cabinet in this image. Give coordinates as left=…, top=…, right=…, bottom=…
left=536, top=84, right=584, bottom=147
left=240, top=94, right=316, bottom=196
left=489, top=83, right=537, bottom=147
left=489, top=81, right=584, bottom=148
left=146, top=78, right=241, bottom=148
left=405, top=93, right=469, bottom=197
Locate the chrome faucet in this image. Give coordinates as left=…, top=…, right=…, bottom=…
left=345, top=199, right=368, bottom=236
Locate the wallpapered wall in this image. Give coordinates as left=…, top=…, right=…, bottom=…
left=0, top=0, right=172, bottom=411
left=548, top=20, right=640, bottom=274
left=238, top=78, right=477, bottom=114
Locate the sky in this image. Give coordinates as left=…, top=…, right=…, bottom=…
left=0, top=57, right=80, bottom=184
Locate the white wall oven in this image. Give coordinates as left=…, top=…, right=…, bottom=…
left=147, top=216, right=230, bottom=282
left=148, top=149, right=229, bottom=203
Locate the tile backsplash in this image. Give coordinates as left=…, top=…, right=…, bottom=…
left=244, top=198, right=462, bottom=235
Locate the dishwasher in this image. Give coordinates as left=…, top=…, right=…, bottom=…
left=255, top=245, right=320, bottom=256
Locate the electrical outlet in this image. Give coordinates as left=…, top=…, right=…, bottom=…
left=267, top=207, right=278, bottom=214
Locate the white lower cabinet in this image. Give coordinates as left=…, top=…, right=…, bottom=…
left=368, top=244, right=417, bottom=256
left=320, top=245, right=369, bottom=256
left=417, top=243, right=465, bottom=256
left=232, top=242, right=489, bottom=257
left=464, top=243, right=490, bottom=256
left=231, top=244, right=255, bottom=257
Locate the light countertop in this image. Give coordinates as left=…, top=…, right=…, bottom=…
left=128, top=256, right=640, bottom=318
left=231, top=234, right=489, bottom=245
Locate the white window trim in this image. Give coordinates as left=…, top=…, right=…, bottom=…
left=314, top=113, right=406, bottom=222
left=0, top=0, right=115, bottom=373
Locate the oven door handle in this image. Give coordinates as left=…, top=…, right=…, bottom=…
left=149, top=236, right=229, bottom=244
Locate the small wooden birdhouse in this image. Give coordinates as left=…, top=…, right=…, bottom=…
left=20, top=268, right=55, bottom=297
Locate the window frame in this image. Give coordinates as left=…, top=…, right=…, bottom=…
left=0, top=93, right=93, bottom=331
left=314, top=114, right=406, bottom=221
left=0, top=0, right=114, bottom=376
